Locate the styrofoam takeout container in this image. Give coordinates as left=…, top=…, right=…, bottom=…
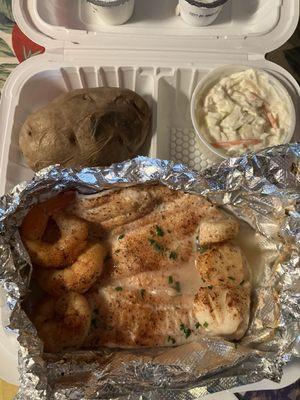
left=0, top=0, right=299, bottom=391
left=191, top=65, right=297, bottom=159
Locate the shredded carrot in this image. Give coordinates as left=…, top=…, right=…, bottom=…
left=249, top=91, right=264, bottom=101
left=262, top=104, right=278, bottom=129
left=266, top=112, right=278, bottom=129
left=212, top=139, right=263, bottom=148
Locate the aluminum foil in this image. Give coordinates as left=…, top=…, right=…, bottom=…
left=0, top=144, right=299, bottom=400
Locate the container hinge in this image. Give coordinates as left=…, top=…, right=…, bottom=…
left=45, top=47, right=64, bottom=60
left=248, top=53, right=265, bottom=61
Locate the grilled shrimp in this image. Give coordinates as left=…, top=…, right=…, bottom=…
left=20, top=191, right=75, bottom=240
left=20, top=192, right=88, bottom=269
left=24, top=213, right=88, bottom=269
left=35, top=243, right=106, bottom=296
left=33, top=292, right=91, bottom=353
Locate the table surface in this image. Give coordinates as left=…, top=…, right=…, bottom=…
left=0, top=1, right=299, bottom=399
left=0, top=382, right=17, bottom=400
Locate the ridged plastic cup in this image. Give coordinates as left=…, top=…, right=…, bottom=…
left=178, top=0, right=229, bottom=27
left=85, top=0, right=135, bottom=26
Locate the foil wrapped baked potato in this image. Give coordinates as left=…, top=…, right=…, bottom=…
left=19, top=87, right=151, bottom=171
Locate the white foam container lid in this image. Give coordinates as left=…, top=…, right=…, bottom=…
left=0, top=0, right=299, bottom=392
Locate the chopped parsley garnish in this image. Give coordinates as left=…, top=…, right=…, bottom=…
left=168, top=276, right=181, bottom=293
left=115, top=286, right=123, bottom=292
left=115, top=249, right=120, bottom=254
left=198, top=245, right=208, bottom=254
left=148, top=238, right=164, bottom=252
left=169, top=251, right=177, bottom=260
left=180, top=322, right=192, bottom=339
left=239, top=280, right=245, bottom=286
left=195, top=322, right=201, bottom=329
left=155, top=225, right=164, bottom=237
left=118, top=234, right=125, bottom=240
left=196, top=235, right=199, bottom=241
left=167, top=336, right=176, bottom=344
left=140, top=288, right=146, bottom=299
left=207, top=285, right=213, bottom=290
left=174, top=281, right=181, bottom=293
left=203, top=321, right=209, bottom=328
left=228, top=276, right=235, bottom=281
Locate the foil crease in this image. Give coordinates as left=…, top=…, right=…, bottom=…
left=0, top=143, right=299, bottom=400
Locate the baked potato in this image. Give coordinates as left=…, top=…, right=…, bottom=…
left=19, top=87, right=151, bottom=171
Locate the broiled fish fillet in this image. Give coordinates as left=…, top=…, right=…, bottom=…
left=71, top=185, right=239, bottom=241
left=84, top=282, right=250, bottom=348
left=105, top=194, right=213, bottom=278
left=70, top=186, right=178, bottom=235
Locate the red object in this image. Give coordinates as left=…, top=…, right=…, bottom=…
left=12, top=24, right=45, bottom=63
left=212, top=139, right=263, bottom=148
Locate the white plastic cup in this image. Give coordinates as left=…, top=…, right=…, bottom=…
left=85, top=0, right=135, bottom=26
left=178, top=0, right=229, bottom=27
